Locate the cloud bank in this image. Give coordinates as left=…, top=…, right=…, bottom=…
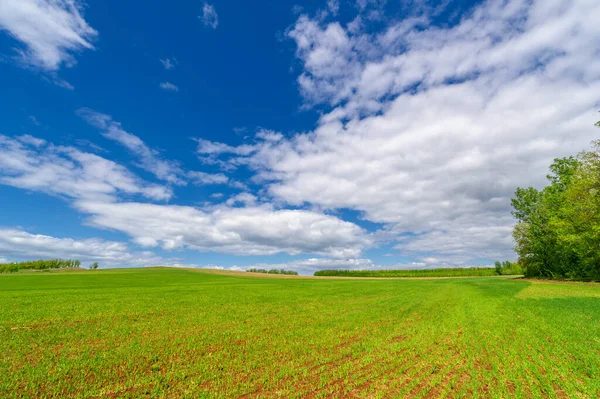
left=0, top=134, right=370, bottom=260
left=199, top=0, right=600, bottom=265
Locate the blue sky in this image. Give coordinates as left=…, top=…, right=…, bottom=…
left=0, top=0, right=599, bottom=274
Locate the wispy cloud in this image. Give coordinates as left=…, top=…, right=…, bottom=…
left=159, top=82, right=179, bottom=92
left=77, top=108, right=185, bottom=185
left=327, top=0, right=340, bottom=15
left=16, top=134, right=45, bottom=147
left=187, top=171, right=229, bottom=185
left=199, top=3, right=218, bottom=29
left=0, top=134, right=171, bottom=201
left=28, top=115, right=41, bottom=126
left=160, top=57, right=177, bottom=70
left=0, top=0, right=97, bottom=71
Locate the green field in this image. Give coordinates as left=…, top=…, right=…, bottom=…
left=1, top=268, right=599, bottom=398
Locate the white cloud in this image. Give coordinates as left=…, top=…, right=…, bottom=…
left=0, top=0, right=97, bottom=71
left=28, top=116, right=41, bottom=126
left=0, top=134, right=369, bottom=259
left=16, top=134, right=45, bottom=147
left=327, top=0, right=340, bottom=15
left=0, top=228, right=165, bottom=267
left=195, top=138, right=255, bottom=157
left=199, top=3, right=218, bottom=29
left=74, top=201, right=371, bottom=258
left=187, top=171, right=229, bottom=185
left=159, top=82, right=179, bottom=92
left=225, top=192, right=256, bottom=206
left=160, top=57, right=177, bottom=70
left=51, top=77, right=75, bottom=90
left=287, top=16, right=355, bottom=106
left=194, top=137, right=256, bottom=172
left=200, top=0, right=600, bottom=264
left=0, top=134, right=172, bottom=201
left=77, top=109, right=185, bottom=185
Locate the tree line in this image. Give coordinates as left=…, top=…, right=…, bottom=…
left=0, top=259, right=81, bottom=274
left=246, top=268, right=299, bottom=275
left=511, top=120, right=600, bottom=279
left=314, top=267, right=504, bottom=278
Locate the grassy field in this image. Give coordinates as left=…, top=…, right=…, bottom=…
left=1, top=268, right=599, bottom=398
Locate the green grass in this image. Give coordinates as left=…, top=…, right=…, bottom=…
left=314, top=267, right=501, bottom=277
left=1, top=268, right=599, bottom=398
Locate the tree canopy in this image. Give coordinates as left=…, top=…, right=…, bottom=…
left=511, top=121, right=600, bottom=279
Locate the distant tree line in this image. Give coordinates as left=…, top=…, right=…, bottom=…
left=246, top=268, right=299, bottom=275
left=0, top=259, right=81, bottom=274
left=512, top=121, right=600, bottom=279
left=314, top=267, right=503, bottom=278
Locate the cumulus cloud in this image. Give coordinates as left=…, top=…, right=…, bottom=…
left=200, top=0, right=600, bottom=264
left=0, top=0, right=97, bottom=71
left=0, top=134, right=171, bottom=201
left=77, top=108, right=185, bottom=185
left=159, top=82, right=179, bottom=92
left=74, top=201, right=371, bottom=258
left=0, top=228, right=165, bottom=267
left=199, top=3, right=218, bottom=29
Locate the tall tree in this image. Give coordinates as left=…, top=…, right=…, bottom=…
left=512, top=119, right=600, bottom=279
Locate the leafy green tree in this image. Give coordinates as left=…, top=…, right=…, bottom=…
left=511, top=120, right=600, bottom=279
left=494, top=261, right=502, bottom=275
